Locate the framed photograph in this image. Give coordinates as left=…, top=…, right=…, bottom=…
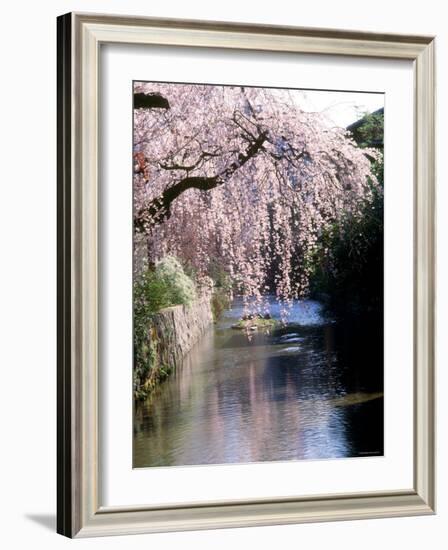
left=57, top=12, right=435, bottom=538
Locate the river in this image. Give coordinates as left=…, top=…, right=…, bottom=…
left=133, top=297, right=383, bottom=467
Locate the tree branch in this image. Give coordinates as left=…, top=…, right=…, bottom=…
left=135, top=131, right=268, bottom=233
left=159, top=150, right=221, bottom=172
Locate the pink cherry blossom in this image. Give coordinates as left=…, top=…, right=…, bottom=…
left=133, top=82, right=380, bottom=319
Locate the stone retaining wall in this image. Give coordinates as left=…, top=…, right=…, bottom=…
left=135, top=297, right=213, bottom=398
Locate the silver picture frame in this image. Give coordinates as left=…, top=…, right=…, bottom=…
left=57, top=12, right=436, bottom=537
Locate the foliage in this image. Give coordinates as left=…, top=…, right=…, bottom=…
left=211, top=289, right=231, bottom=322
left=310, top=110, right=384, bottom=316
left=152, top=256, right=197, bottom=307
left=207, top=259, right=234, bottom=294
left=349, top=109, right=384, bottom=149
left=310, top=183, right=383, bottom=315
left=133, top=83, right=380, bottom=318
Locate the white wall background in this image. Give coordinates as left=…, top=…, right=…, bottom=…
left=0, top=0, right=445, bottom=548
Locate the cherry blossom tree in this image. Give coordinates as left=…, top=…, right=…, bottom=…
left=133, top=82, right=380, bottom=316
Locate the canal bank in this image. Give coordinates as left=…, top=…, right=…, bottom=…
left=133, top=296, right=214, bottom=400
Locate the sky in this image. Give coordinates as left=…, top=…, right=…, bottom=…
left=296, top=89, right=384, bottom=128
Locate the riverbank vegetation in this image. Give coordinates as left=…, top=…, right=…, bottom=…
left=134, top=256, right=197, bottom=316
left=309, top=110, right=384, bottom=319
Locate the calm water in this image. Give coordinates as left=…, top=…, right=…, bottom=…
left=133, top=297, right=383, bottom=467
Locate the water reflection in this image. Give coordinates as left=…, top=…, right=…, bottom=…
left=133, top=298, right=383, bottom=467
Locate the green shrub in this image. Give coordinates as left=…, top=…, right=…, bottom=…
left=134, top=256, right=197, bottom=316
left=154, top=256, right=197, bottom=307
